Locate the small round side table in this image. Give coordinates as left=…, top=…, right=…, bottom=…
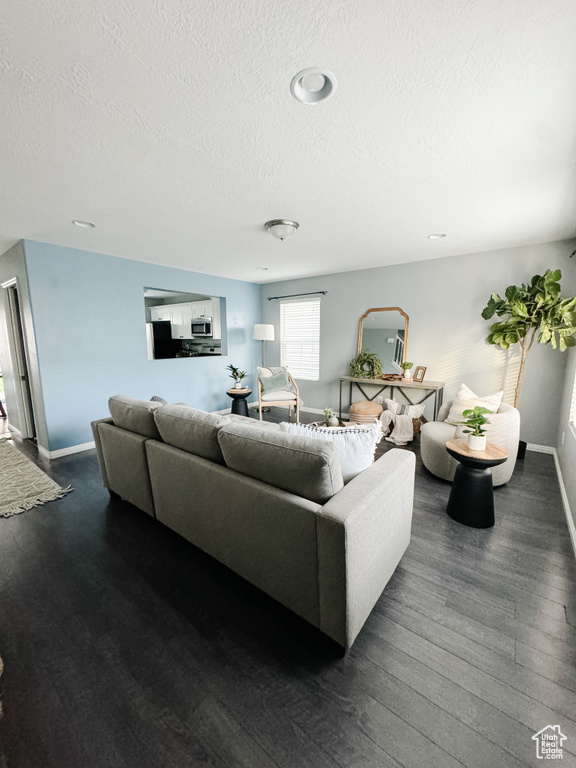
left=226, top=388, right=252, bottom=417
left=445, top=438, right=509, bottom=529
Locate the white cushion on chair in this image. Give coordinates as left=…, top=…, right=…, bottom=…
left=445, top=383, right=503, bottom=425
left=261, top=390, right=298, bottom=402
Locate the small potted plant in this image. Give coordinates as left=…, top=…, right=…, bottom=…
left=226, top=364, right=247, bottom=389
left=401, top=361, right=414, bottom=380
left=323, top=407, right=339, bottom=427
left=456, top=406, right=493, bottom=451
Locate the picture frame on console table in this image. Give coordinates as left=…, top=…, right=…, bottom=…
left=413, top=366, right=427, bottom=383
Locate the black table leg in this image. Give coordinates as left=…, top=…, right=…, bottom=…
left=446, top=463, right=495, bottom=529
left=231, top=398, right=249, bottom=417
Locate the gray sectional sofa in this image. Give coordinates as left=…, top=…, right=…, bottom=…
left=92, top=394, right=416, bottom=649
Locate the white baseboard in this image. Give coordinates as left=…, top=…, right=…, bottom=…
left=526, top=443, right=555, bottom=454
left=38, top=440, right=96, bottom=460
left=550, top=448, right=576, bottom=559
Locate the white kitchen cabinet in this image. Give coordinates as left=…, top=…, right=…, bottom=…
left=210, top=297, right=222, bottom=340
left=150, top=298, right=220, bottom=340
left=150, top=306, right=172, bottom=322
left=191, top=300, right=213, bottom=318
left=170, top=304, right=192, bottom=339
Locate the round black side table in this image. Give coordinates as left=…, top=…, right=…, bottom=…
left=226, top=388, right=252, bottom=417
left=445, top=438, right=509, bottom=529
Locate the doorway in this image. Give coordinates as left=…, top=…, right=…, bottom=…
left=1, top=280, right=36, bottom=440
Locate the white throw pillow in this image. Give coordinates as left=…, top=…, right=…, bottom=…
left=446, top=383, right=504, bottom=425
left=384, top=398, right=426, bottom=418
left=278, top=422, right=382, bottom=483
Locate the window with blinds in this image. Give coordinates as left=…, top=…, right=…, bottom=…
left=280, top=298, right=320, bottom=381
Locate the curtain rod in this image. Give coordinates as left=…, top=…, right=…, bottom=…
left=267, top=290, right=327, bottom=301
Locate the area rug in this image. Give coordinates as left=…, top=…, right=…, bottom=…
left=0, top=440, right=72, bottom=517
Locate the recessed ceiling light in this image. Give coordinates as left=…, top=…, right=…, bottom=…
left=290, top=68, right=337, bottom=104
left=72, top=220, right=95, bottom=228
left=256, top=267, right=269, bottom=271
left=427, top=233, right=446, bottom=239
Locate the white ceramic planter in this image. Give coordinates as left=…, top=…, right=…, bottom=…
left=403, top=371, right=413, bottom=380
left=233, top=382, right=244, bottom=389
left=467, top=434, right=486, bottom=451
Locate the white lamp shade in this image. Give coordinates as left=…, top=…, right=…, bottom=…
left=253, top=324, right=275, bottom=341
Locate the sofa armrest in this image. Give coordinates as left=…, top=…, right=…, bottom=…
left=316, top=449, right=415, bottom=648
left=91, top=417, right=114, bottom=489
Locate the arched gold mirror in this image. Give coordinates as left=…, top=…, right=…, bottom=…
left=357, top=307, right=409, bottom=374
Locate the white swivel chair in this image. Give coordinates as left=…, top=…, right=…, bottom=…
left=420, top=400, right=520, bottom=486
left=257, top=366, right=300, bottom=422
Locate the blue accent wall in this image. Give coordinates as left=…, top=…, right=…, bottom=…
left=23, top=240, right=260, bottom=451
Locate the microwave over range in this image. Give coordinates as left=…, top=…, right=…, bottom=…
left=191, top=317, right=212, bottom=337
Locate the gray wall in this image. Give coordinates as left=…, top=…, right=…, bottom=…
left=0, top=241, right=49, bottom=449
left=260, top=239, right=575, bottom=446
left=555, top=242, right=576, bottom=539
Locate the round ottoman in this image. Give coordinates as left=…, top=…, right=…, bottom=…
left=349, top=400, right=383, bottom=425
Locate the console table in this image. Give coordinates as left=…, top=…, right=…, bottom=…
left=338, top=376, right=445, bottom=421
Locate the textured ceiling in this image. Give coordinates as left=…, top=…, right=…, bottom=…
left=1, top=0, right=575, bottom=283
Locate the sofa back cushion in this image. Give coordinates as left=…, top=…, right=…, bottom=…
left=218, top=422, right=344, bottom=504
left=154, top=404, right=233, bottom=464
left=108, top=394, right=162, bottom=439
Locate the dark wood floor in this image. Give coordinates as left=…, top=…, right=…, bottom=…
left=1, top=409, right=575, bottom=768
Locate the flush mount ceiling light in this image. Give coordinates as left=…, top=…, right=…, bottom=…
left=290, top=68, right=337, bottom=104
left=427, top=233, right=446, bottom=239
left=256, top=266, right=269, bottom=271
left=72, top=220, right=95, bottom=228
left=265, top=219, right=299, bottom=241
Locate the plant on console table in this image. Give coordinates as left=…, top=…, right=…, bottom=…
left=226, top=364, right=247, bottom=389
left=401, top=361, right=414, bottom=380
left=349, top=351, right=383, bottom=379
left=456, top=406, right=493, bottom=451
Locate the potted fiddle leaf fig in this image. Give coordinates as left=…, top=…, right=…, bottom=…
left=456, top=406, right=493, bottom=451
left=482, top=269, right=576, bottom=408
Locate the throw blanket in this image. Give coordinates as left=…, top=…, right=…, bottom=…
left=380, top=410, right=414, bottom=446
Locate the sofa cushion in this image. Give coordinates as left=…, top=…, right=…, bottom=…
left=154, top=405, right=232, bottom=464
left=228, top=414, right=280, bottom=431
left=218, top=422, right=344, bottom=504
left=108, top=394, right=162, bottom=439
